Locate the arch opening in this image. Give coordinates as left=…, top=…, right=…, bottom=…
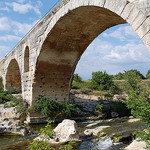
left=6, top=59, right=21, bottom=92
left=33, top=6, right=129, bottom=102
left=24, top=46, right=29, bottom=72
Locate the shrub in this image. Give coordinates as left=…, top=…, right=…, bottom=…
left=124, top=70, right=145, bottom=80
left=0, top=90, right=29, bottom=116
left=90, top=71, right=114, bottom=91
left=93, top=100, right=131, bottom=118
left=114, top=72, right=124, bottom=80
left=73, top=74, right=82, bottom=83
left=123, top=70, right=143, bottom=93
left=146, top=70, right=150, bottom=79
left=71, top=81, right=81, bottom=89
left=93, top=100, right=103, bottom=116
left=123, top=90, right=150, bottom=149
left=123, top=71, right=150, bottom=148
left=109, top=84, right=121, bottom=95
left=0, top=90, right=18, bottom=104
left=29, top=120, right=75, bottom=150
left=34, top=96, right=78, bottom=117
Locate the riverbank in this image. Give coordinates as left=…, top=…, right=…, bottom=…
left=0, top=92, right=147, bottom=149
left=0, top=116, right=146, bottom=150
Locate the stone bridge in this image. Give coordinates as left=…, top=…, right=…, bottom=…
left=0, top=0, right=150, bottom=106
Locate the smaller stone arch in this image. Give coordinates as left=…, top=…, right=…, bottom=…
left=24, top=46, right=29, bottom=72
left=5, top=59, right=21, bottom=92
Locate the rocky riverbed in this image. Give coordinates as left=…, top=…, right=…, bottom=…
left=0, top=93, right=147, bottom=149
left=0, top=117, right=146, bottom=150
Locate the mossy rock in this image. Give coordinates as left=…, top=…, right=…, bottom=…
left=112, top=134, right=132, bottom=143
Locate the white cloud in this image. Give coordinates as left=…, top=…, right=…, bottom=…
left=75, top=34, right=150, bottom=79
left=16, top=0, right=26, bottom=3
left=6, top=2, right=33, bottom=14
left=0, top=17, right=10, bottom=31
left=103, top=42, right=148, bottom=64
left=0, top=16, right=38, bottom=35
left=102, top=25, right=138, bottom=41
left=0, top=7, right=9, bottom=12
left=0, top=45, right=10, bottom=60
left=0, top=35, right=21, bottom=42
left=11, top=19, right=39, bottom=35
left=5, top=2, right=41, bottom=15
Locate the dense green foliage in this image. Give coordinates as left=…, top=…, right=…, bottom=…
left=4, top=96, right=28, bottom=115
left=90, top=71, right=114, bottom=90
left=0, top=77, right=28, bottom=115
left=123, top=70, right=150, bottom=149
left=113, top=70, right=145, bottom=80
left=29, top=121, right=75, bottom=150
left=29, top=140, right=53, bottom=150
left=146, top=70, right=150, bottom=79
left=123, top=70, right=143, bottom=92
left=34, top=96, right=78, bottom=117
left=71, top=81, right=81, bottom=90
left=0, top=91, right=17, bottom=104
left=124, top=69, right=145, bottom=79
left=94, top=100, right=130, bottom=118
left=40, top=121, right=54, bottom=139
left=0, top=76, right=20, bottom=105
left=124, top=90, right=150, bottom=149
left=29, top=120, right=54, bottom=150
left=71, top=74, right=83, bottom=89
left=73, top=74, right=82, bottom=83
left=113, top=72, right=124, bottom=80
left=71, top=70, right=149, bottom=95
left=29, top=139, right=75, bottom=150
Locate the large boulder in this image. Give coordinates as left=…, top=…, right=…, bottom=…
left=0, top=104, right=27, bottom=136
left=84, top=126, right=110, bottom=136
left=0, top=104, right=20, bottom=121
left=125, top=140, right=146, bottom=150
left=113, top=94, right=128, bottom=101
left=53, top=119, right=80, bottom=143
left=35, top=119, right=81, bottom=144
left=0, top=120, right=27, bottom=135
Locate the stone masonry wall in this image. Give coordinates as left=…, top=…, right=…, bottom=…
left=0, top=0, right=149, bottom=107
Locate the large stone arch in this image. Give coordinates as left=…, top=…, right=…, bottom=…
left=5, top=59, right=21, bottom=92
left=32, top=0, right=150, bottom=103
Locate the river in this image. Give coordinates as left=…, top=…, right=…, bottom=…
left=0, top=117, right=146, bottom=150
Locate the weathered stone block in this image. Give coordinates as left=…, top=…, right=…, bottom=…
left=131, top=11, right=146, bottom=31
left=127, top=6, right=140, bottom=25
left=136, top=17, right=150, bottom=38
left=121, top=3, right=134, bottom=20
left=105, top=0, right=127, bottom=15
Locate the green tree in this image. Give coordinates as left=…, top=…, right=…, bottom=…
left=73, top=74, right=82, bottom=83
left=124, top=90, right=150, bottom=149
left=146, top=70, right=150, bottom=79
left=34, top=96, right=78, bottom=117
left=124, top=69, right=145, bottom=80
left=123, top=70, right=150, bottom=149
left=90, top=71, right=114, bottom=90
left=114, top=72, right=124, bottom=80
left=123, top=70, right=144, bottom=92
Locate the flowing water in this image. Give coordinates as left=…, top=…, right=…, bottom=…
left=0, top=118, right=146, bottom=150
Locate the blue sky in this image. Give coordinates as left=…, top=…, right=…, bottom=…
left=0, top=0, right=150, bottom=80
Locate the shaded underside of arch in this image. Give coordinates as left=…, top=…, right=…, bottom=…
left=33, top=6, right=126, bottom=102
left=6, top=59, right=21, bottom=92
